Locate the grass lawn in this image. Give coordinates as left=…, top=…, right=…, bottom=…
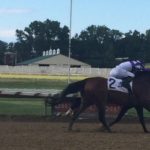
left=127, top=108, right=150, bottom=118
left=0, top=78, right=68, bottom=89
left=0, top=98, right=51, bottom=116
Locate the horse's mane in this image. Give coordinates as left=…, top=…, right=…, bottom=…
left=134, top=69, right=150, bottom=78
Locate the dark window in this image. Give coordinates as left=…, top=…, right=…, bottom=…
left=70, top=65, right=81, bottom=68
left=39, top=64, right=50, bottom=66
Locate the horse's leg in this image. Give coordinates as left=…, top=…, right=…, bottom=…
left=64, top=98, right=81, bottom=116
left=98, top=105, right=111, bottom=132
left=109, top=105, right=129, bottom=126
left=68, top=99, right=90, bottom=131
left=135, top=106, right=149, bottom=133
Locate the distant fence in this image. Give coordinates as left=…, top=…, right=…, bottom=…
left=0, top=65, right=111, bottom=77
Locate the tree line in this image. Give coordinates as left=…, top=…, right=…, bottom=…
left=0, top=19, right=150, bottom=67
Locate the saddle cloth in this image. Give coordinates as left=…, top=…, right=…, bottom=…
left=107, top=77, right=132, bottom=93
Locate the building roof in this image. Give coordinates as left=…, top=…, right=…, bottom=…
left=17, top=54, right=90, bottom=67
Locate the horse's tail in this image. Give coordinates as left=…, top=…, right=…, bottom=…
left=60, top=79, right=86, bottom=98
left=48, top=79, right=86, bottom=106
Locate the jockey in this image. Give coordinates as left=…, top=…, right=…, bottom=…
left=109, top=60, right=145, bottom=93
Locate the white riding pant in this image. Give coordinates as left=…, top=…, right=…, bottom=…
left=109, top=67, right=135, bottom=79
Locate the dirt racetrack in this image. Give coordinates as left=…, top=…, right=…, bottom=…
left=0, top=118, right=149, bottom=150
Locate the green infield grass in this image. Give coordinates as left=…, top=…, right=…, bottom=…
left=127, top=108, right=150, bottom=118
left=0, top=78, right=67, bottom=89
left=0, top=98, right=51, bottom=116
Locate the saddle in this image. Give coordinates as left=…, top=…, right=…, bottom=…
left=108, top=77, right=133, bottom=94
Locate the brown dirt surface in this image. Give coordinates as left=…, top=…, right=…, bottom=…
left=0, top=118, right=149, bottom=150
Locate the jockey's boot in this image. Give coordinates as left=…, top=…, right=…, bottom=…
left=122, top=77, right=133, bottom=94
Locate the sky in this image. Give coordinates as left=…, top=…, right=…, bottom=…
left=0, top=0, right=150, bottom=43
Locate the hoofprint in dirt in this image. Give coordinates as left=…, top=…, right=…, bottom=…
left=0, top=120, right=149, bottom=150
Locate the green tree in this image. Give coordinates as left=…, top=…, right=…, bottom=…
left=0, top=40, right=8, bottom=64
left=16, top=19, right=69, bottom=62
left=116, top=30, right=146, bottom=61
left=72, top=25, right=120, bottom=67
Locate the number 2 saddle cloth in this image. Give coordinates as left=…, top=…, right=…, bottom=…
left=107, top=77, right=133, bottom=93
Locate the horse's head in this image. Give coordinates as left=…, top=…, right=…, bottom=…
left=134, top=68, right=150, bottom=79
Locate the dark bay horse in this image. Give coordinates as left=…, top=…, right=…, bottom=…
left=50, top=71, right=150, bottom=132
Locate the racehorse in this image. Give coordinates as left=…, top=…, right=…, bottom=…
left=49, top=70, right=150, bottom=133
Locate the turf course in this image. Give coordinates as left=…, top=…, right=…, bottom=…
left=0, top=99, right=48, bottom=116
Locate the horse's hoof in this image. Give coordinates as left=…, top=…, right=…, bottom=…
left=98, top=126, right=112, bottom=133
left=64, top=109, right=74, bottom=116
left=144, top=130, right=149, bottom=133
left=55, top=112, right=62, bottom=117
left=108, top=129, right=112, bottom=133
